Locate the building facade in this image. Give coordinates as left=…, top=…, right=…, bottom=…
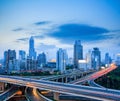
left=56, top=48, right=67, bottom=73
left=26, top=58, right=37, bottom=71
left=74, top=40, right=83, bottom=68
left=116, top=53, right=120, bottom=65
left=91, top=48, right=101, bottom=70
left=19, top=50, right=26, bottom=60
left=105, top=53, right=112, bottom=67
left=29, top=36, right=36, bottom=59
left=86, top=50, right=92, bottom=69
left=4, top=49, right=16, bottom=73
left=37, top=52, right=46, bottom=67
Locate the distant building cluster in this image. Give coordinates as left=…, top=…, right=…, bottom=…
left=3, top=36, right=47, bottom=74
left=74, top=41, right=102, bottom=71
left=1, top=36, right=117, bottom=74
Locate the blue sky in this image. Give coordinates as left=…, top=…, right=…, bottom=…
left=0, top=0, right=120, bottom=60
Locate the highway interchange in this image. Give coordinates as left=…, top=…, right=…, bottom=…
left=0, top=63, right=119, bottom=101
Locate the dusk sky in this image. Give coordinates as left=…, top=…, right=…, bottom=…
left=0, top=0, right=120, bottom=60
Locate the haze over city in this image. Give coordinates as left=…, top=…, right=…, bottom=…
left=0, top=0, right=120, bottom=60
left=1, top=1, right=120, bottom=101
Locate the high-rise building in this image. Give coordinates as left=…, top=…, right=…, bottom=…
left=37, top=52, right=46, bottom=67
left=19, top=59, right=26, bottom=71
left=19, top=50, right=26, bottom=60
left=74, top=40, right=83, bottom=68
left=91, top=48, right=101, bottom=70
left=56, top=48, right=67, bottom=73
left=86, top=50, right=92, bottom=69
left=105, top=53, right=112, bottom=67
left=116, top=53, right=120, bottom=65
left=29, top=36, right=36, bottom=59
left=25, top=58, right=37, bottom=72
left=26, top=58, right=37, bottom=71
left=64, top=50, right=68, bottom=65
left=4, top=49, right=16, bottom=73
left=68, top=58, right=73, bottom=66
left=19, top=50, right=26, bottom=71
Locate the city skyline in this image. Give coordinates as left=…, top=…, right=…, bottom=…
left=0, top=0, right=120, bottom=59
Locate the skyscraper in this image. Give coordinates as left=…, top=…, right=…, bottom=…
left=86, top=50, right=92, bottom=69
left=19, top=50, right=26, bottom=71
left=29, top=36, right=36, bottom=59
left=19, top=50, right=26, bottom=60
left=37, top=52, right=46, bottom=67
left=26, top=58, right=37, bottom=71
left=56, top=48, right=67, bottom=73
left=4, top=49, right=16, bottom=73
left=74, top=40, right=83, bottom=68
left=116, top=53, right=120, bottom=65
left=105, top=53, right=112, bottom=67
left=91, top=48, right=101, bottom=70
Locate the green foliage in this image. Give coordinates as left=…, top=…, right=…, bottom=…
left=95, top=66, right=120, bottom=90
left=9, top=71, right=51, bottom=76
left=66, top=65, right=73, bottom=70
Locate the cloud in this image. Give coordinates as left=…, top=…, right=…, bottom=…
left=17, top=38, right=29, bottom=42
left=36, top=43, right=57, bottom=52
left=34, top=21, right=50, bottom=26
left=12, top=28, right=24, bottom=32
left=33, top=35, right=45, bottom=39
left=16, top=35, right=44, bottom=41
left=47, top=23, right=110, bottom=43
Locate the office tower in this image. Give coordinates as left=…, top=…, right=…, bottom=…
left=116, top=53, right=120, bottom=65
left=64, top=50, right=68, bottom=65
left=26, top=57, right=37, bottom=71
left=56, top=48, right=67, bottom=73
left=37, top=52, right=46, bottom=67
left=68, top=58, right=73, bottom=66
left=19, top=60, right=26, bottom=71
left=105, top=53, right=112, bottom=67
left=29, top=36, right=36, bottom=59
left=19, top=50, right=26, bottom=71
left=91, top=48, right=101, bottom=70
left=0, top=59, right=3, bottom=69
left=4, top=49, right=16, bottom=73
left=86, top=50, right=92, bottom=69
left=19, top=50, right=26, bottom=60
left=74, top=40, right=83, bottom=68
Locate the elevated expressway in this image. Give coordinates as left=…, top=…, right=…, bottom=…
left=71, top=64, right=117, bottom=85
left=0, top=86, right=19, bottom=101
left=0, top=64, right=120, bottom=101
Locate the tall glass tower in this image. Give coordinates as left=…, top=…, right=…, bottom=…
left=56, top=48, right=67, bottom=73
left=4, top=49, right=16, bottom=73
left=29, top=36, right=36, bottom=59
left=74, top=40, right=83, bottom=68
left=37, top=52, right=46, bottom=67
left=91, top=48, right=101, bottom=70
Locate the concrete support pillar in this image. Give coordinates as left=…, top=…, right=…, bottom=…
left=55, top=79, right=58, bottom=82
left=81, top=73, right=83, bottom=77
left=54, top=92, right=59, bottom=101
left=65, top=77, right=68, bottom=83
left=70, top=76, right=72, bottom=82
left=62, top=77, right=64, bottom=83
left=74, top=75, right=77, bottom=80
left=0, top=82, right=5, bottom=92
